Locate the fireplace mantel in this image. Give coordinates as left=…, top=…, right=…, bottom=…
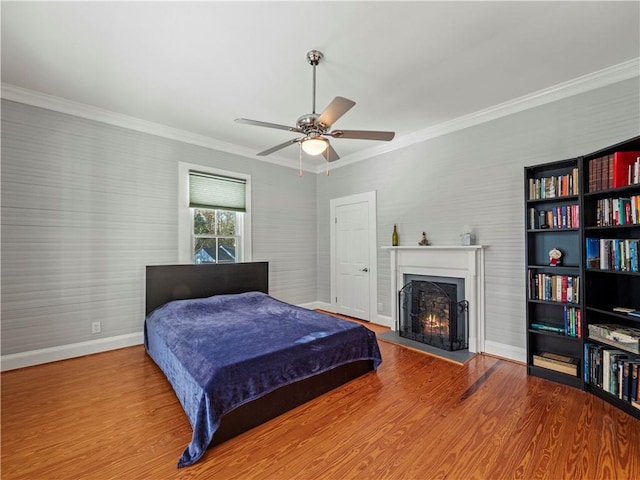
left=382, top=245, right=486, bottom=353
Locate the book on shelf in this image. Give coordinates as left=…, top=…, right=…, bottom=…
left=595, top=197, right=639, bottom=226
left=586, top=238, right=600, bottom=269
left=621, top=361, right=640, bottom=402
left=528, top=272, right=580, bottom=303
left=602, top=349, right=626, bottom=395
left=532, top=352, right=579, bottom=376
left=588, top=324, right=640, bottom=354
left=531, top=323, right=564, bottom=334
left=612, top=151, right=640, bottom=188
left=631, top=362, right=639, bottom=402
left=589, top=152, right=640, bottom=192
left=528, top=168, right=579, bottom=200
left=613, top=307, right=637, bottom=314
left=592, top=238, right=639, bottom=272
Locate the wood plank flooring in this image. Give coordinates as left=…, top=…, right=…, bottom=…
left=2, top=334, right=640, bottom=479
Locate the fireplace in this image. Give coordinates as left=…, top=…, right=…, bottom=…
left=384, top=245, right=485, bottom=354
left=399, top=280, right=468, bottom=351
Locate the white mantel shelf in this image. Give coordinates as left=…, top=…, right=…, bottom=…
left=383, top=244, right=486, bottom=354
left=382, top=245, right=484, bottom=250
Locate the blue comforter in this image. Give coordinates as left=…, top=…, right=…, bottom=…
left=144, top=291, right=382, bottom=467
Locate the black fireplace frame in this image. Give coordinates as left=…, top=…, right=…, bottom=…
left=398, top=280, right=469, bottom=351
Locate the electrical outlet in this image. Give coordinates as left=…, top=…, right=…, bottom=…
left=91, top=321, right=101, bottom=334
left=378, top=302, right=383, bottom=311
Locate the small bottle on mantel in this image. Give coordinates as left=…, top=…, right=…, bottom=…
left=392, top=224, right=399, bottom=246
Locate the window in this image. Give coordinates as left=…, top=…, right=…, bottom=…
left=178, top=163, right=251, bottom=264
left=192, top=209, right=239, bottom=264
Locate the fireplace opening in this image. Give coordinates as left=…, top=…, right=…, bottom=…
left=399, top=280, right=468, bottom=351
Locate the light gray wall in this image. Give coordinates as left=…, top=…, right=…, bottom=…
left=1, top=100, right=317, bottom=355
left=2, top=77, right=638, bottom=359
left=316, top=78, right=640, bottom=355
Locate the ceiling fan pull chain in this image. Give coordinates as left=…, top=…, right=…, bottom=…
left=299, top=142, right=303, bottom=177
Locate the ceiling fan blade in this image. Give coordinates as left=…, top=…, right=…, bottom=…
left=257, top=138, right=301, bottom=156
left=329, top=130, right=395, bottom=141
left=235, top=118, right=302, bottom=133
left=322, top=143, right=340, bottom=162
left=317, top=97, right=356, bottom=128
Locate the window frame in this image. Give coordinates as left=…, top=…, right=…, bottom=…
left=178, top=162, right=252, bottom=264
left=192, top=208, right=241, bottom=264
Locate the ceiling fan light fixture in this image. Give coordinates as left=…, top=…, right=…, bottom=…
left=301, top=136, right=328, bottom=156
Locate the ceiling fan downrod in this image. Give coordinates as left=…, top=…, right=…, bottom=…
left=306, top=50, right=323, bottom=115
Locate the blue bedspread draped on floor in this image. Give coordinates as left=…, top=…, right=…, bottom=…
left=144, top=291, right=382, bottom=467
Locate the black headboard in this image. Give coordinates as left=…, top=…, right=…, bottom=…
left=145, top=262, right=269, bottom=315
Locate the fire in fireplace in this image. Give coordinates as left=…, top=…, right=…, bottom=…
left=399, top=280, right=468, bottom=351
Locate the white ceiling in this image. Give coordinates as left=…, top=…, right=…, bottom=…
left=2, top=1, right=639, bottom=171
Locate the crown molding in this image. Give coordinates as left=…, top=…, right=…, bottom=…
left=0, top=83, right=316, bottom=173
left=3, top=57, right=638, bottom=177
left=313, top=57, right=640, bottom=174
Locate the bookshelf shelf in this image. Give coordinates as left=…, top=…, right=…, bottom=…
left=529, top=365, right=584, bottom=389
left=527, top=228, right=579, bottom=233
left=586, top=269, right=640, bottom=277
left=525, top=135, right=640, bottom=420
left=528, top=329, right=583, bottom=341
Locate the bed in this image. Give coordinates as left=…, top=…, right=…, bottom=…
left=144, top=262, right=382, bottom=467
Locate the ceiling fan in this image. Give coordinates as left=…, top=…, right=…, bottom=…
left=235, top=50, right=395, bottom=163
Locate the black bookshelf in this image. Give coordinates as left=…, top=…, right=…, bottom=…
left=525, top=157, right=584, bottom=388
left=580, top=135, right=640, bottom=420
left=525, top=135, right=640, bottom=420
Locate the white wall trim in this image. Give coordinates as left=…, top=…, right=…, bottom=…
left=298, top=301, right=324, bottom=310
left=3, top=58, right=637, bottom=177
left=313, top=57, right=640, bottom=173
left=301, top=301, right=392, bottom=329
left=484, top=340, right=526, bottom=364
left=0, top=83, right=316, bottom=173
left=0, top=332, right=144, bottom=372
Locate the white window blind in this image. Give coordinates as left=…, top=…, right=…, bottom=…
left=189, top=171, right=247, bottom=212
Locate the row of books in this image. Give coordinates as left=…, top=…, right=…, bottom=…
left=588, top=324, right=640, bottom=354
left=585, top=238, right=640, bottom=272
left=528, top=273, right=580, bottom=304
left=588, top=151, right=640, bottom=193
left=528, top=168, right=579, bottom=200
left=584, top=343, right=640, bottom=409
left=530, top=306, right=581, bottom=338
left=533, top=352, right=579, bottom=377
left=527, top=205, right=580, bottom=230
left=594, top=195, right=640, bottom=226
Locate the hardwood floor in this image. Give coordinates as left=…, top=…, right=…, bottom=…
left=2, top=337, right=639, bottom=479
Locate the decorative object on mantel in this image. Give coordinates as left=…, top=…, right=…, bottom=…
left=418, top=232, right=429, bottom=246
left=392, top=224, right=399, bottom=246
left=549, top=247, right=562, bottom=266
left=461, top=225, right=475, bottom=246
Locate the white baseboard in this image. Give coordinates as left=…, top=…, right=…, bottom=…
left=298, top=301, right=326, bottom=310
left=483, top=340, right=526, bottom=363
left=373, top=314, right=393, bottom=329
left=1, top=332, right=144, bottom=371
left=300, top=301, right=393, bottom=329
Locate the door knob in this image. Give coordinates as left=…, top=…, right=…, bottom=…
left=361, top=268, right=369, bottom=272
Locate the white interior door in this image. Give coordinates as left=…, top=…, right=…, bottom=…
left=330, top=192, right=377, bottom=321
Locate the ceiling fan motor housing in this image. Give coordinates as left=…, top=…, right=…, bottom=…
left=296, top=113, right=323, bottom=134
